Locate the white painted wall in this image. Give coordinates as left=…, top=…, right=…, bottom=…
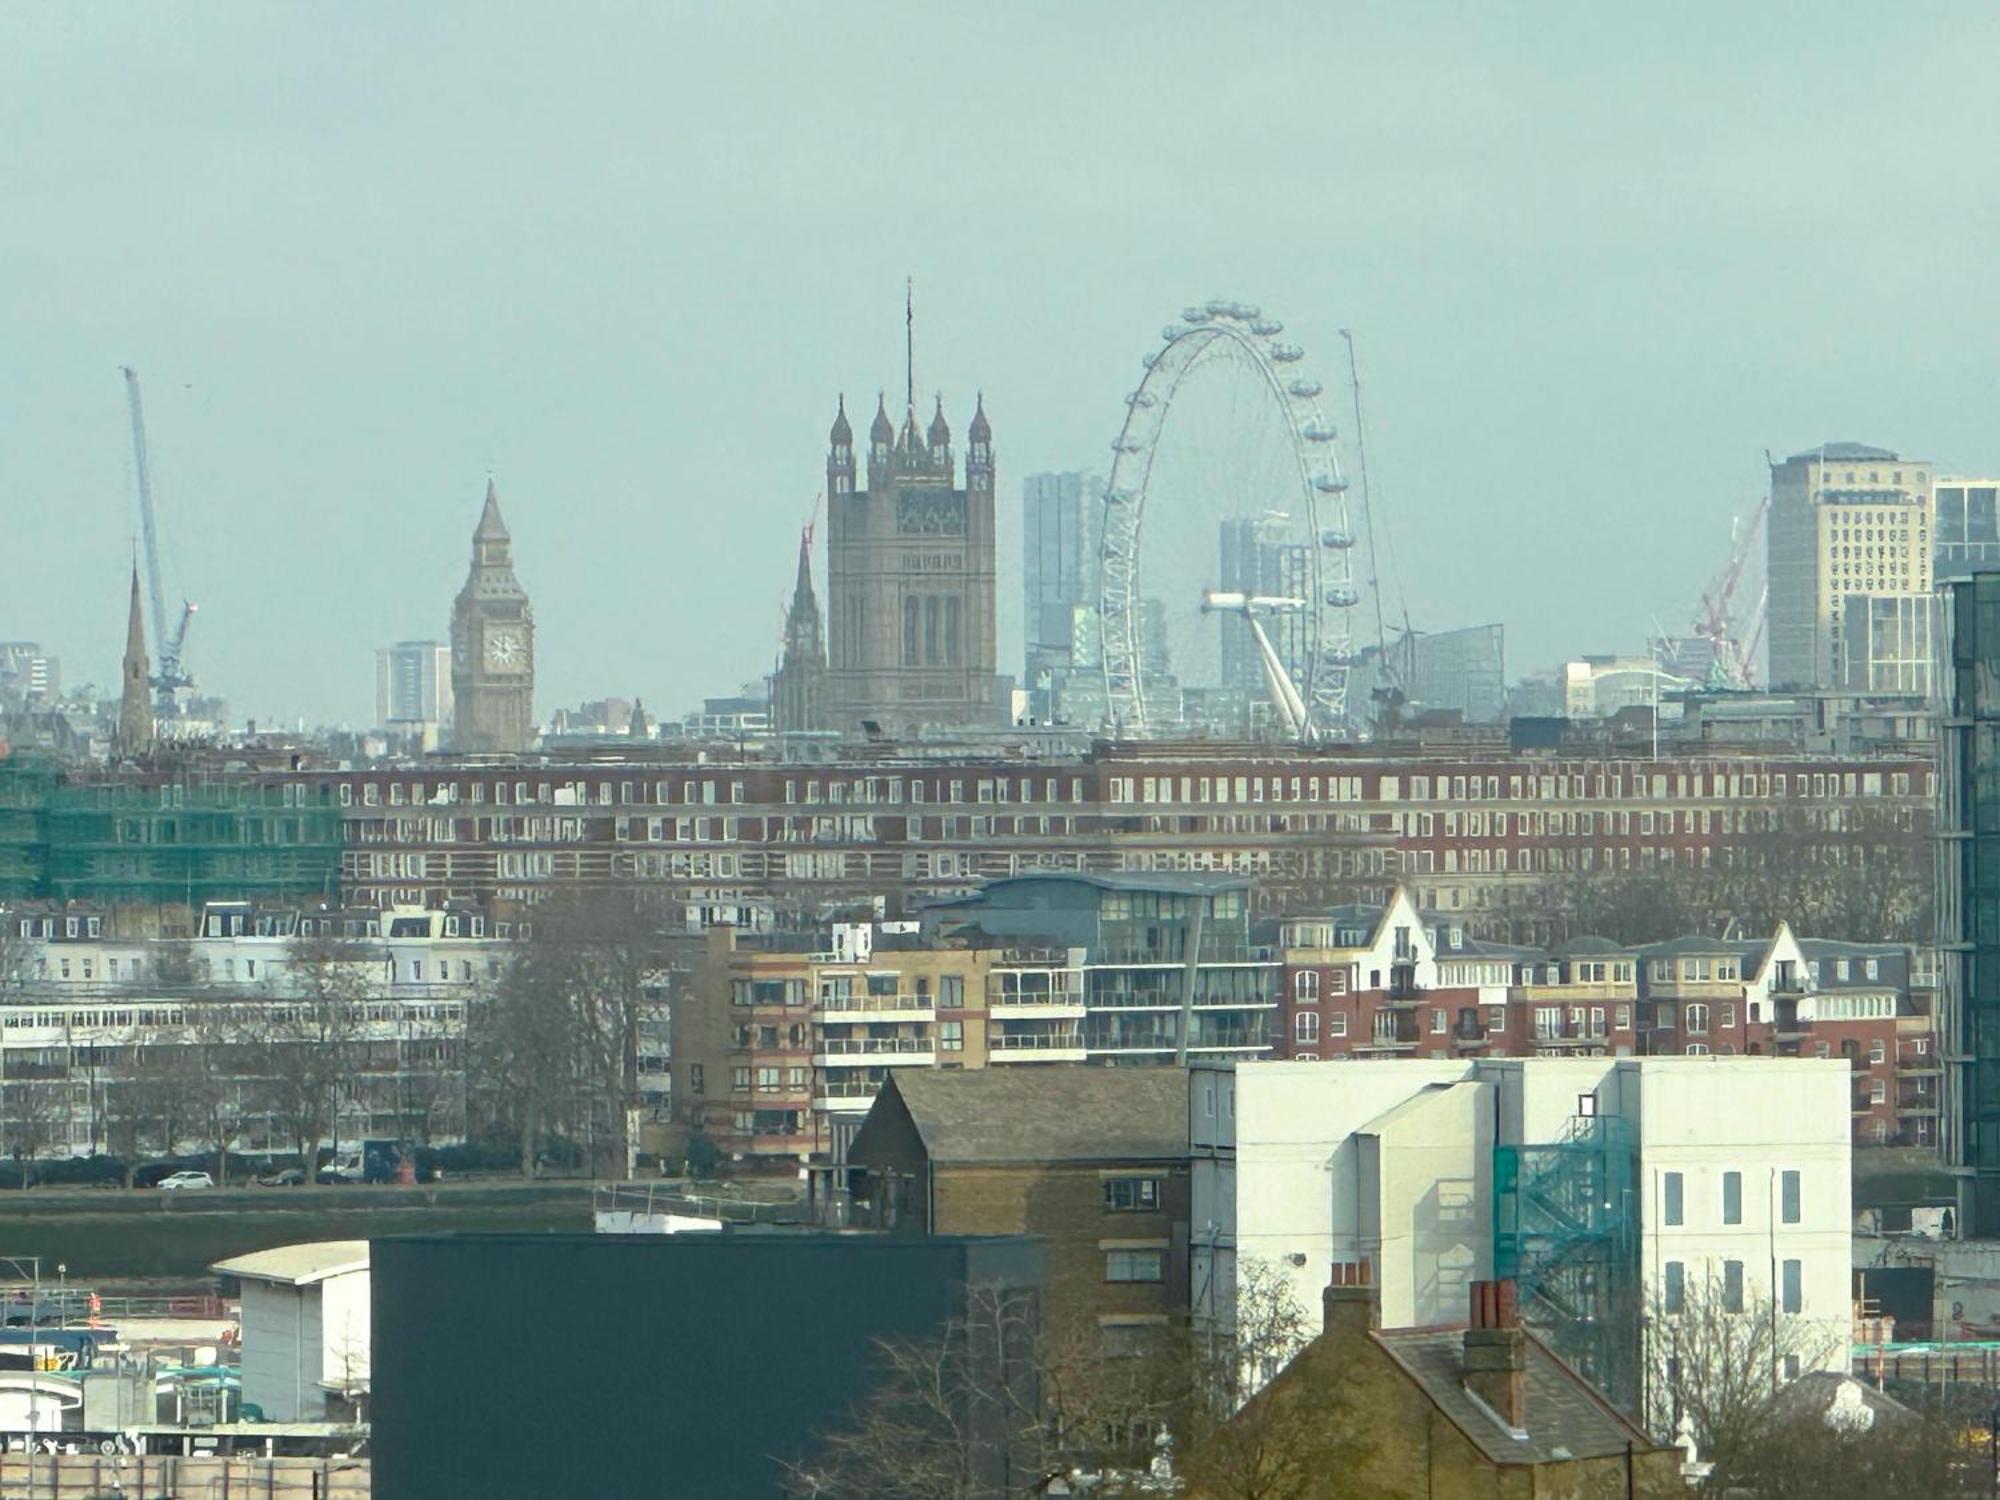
left=1635, top=1061, right=1852, bottom=1372
left=1214, top=1055, right=1854, bottom=1387
left=318, top=1269, right=371, bottom=1397
left=240, top=1282, right=322, bottom=1422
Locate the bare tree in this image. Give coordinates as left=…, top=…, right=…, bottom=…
left=3, top=1081, right=65, bottom=1180
left=183, top=1007, right=248, bottom=1181
left=780, top=1262, right=1369, bottom=1500
left=470, top=894, right=660, bottom=1176
left=1645, top=1274, right=1843, bottom=1484
left=243, top=935, right=369, bottom=1168
left=1726, top=1394, right=1977, bottom=1499
left=1171, top=1260, right=1372, bottom=1500
left=468, top=945, right=576, bottom=1176
left=778, top=1282, right=1047, bottom=1500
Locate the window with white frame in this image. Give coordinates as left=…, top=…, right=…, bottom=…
left=1295, top=1011, right=1320, bottom=1045
left=1294, top=970, right=1320, bottom=1001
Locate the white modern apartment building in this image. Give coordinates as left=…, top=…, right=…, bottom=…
left=1191, top=1056, right=1852, bottom=1411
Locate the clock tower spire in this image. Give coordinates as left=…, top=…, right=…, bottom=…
left=450, top=479, right=535, bottom=752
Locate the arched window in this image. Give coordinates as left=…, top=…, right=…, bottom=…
left=1294, top=1010, right=1321, bottom=1045
left=1294, top=970, right=1320, bottom=1002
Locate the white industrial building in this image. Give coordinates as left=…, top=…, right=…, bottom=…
left=1192, top=1056, right=1852, bottom=1412
left=212, top=1241, right=370, bottom=1423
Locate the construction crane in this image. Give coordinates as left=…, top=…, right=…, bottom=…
left=120, top=367, right=197, bottom=716
left=1691, top=496, right=1768, bottom=689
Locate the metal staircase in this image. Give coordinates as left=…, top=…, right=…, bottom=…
left=1494, top=1113, right=1641, bottom=1413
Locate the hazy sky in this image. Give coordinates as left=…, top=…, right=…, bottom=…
left=5, top=3, right=1998, bottom=727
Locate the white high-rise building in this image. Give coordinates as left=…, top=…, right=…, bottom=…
left=1766, top=443, right=1932, bottom=691
left=1192, top=1056, right=1852, bottom=1414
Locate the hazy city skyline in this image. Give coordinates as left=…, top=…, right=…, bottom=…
left=6, top=3, right=1999, bottom=726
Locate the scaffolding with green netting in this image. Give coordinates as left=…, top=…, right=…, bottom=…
left=1493, top=1112, right=1641, bottom=1414
left=38, top=779, right=343, bottom=907
left=0, top=753, right=58, bottom=900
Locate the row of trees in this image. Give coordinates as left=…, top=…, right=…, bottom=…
left=0, top=890, right=672, bottom=1181
left=789, top=1265, right=1988, bottom=1499
left=781, top=1263, right=1371, bottom=1500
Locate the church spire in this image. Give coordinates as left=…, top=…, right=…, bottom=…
left=118, top=563, right=154, bottom=755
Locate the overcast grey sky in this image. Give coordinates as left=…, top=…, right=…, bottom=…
left=5, top=3, right=1998, bottom=727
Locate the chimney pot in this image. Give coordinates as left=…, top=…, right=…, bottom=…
left=1464, top=1279, right=1527, bottom=1428
left=1321, top=1257, right=1378, bottom=1337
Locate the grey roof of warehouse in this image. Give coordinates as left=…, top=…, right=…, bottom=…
left=859, top=1067, right=1191, bottom=1165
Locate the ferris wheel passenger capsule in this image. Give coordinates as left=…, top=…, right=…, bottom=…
left=1205, top=298, right=1234, bottom=316
left=1313, top=475, right=1351, bottom=494
left=1182, top=307, right=1208, bottom=323
left=1325, top=585, right=1360, bottom=608
left=1319, top=528, right=1354, bottom=549
left=1287, top=380, right=1323, bottom=399
left=1239, top=303, right=1262, bottom=320
left=1300, top=421, right=1337, bottom=442
left=1270, top=343, right=1304, bottom=363
left=1141, top=352, right=1160, bottom=368
left=1251, top=318, right=1283, bottom=336
left=1162, top=326, right=1184, bottom=341
left=1322, top=646, right=1362, bottom=667
left=1125, top=391, right=1157, bottom=408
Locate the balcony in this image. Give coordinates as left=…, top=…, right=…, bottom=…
left=819, top=993, right=935, bottom=1023
left=1358, top=1014, right=1421, bottom=1051
left=811, top=1036, right=936, bottom=1068
left=987, top=974, right=1087, bottom=1019
left=813, top=1079, right=884, bottom=1112
left=1531, top=1022, right=1609, bottom=1049
left=1384, top=963, right=1423, bottom=1005
left=1452, top=1021, right=1490, bottom=1050
left=1081, top=1031, right=1181, bottom=1056
left=1896, top=1100, right=1941, bottom=1118
left=989, top=1032, right=1088, bottom=1063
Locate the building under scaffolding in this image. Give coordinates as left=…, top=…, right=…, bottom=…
left=1494, top=1113, right=1641, bottom=1414
left=0, top=761, right=342, bottom=909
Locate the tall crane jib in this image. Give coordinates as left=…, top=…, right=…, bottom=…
left=120, top=367, right=196, bottom=717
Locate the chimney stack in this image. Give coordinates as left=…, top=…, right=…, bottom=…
left=1322, top=1259, right=1377, bottom=1339
left=1463, top=1280, right=1528, bottom=1431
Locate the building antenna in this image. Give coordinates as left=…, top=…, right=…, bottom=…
left=905, top=276, right=915, bottom=413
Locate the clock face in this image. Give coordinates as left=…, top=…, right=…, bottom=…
left=484, top=627, right=525, bottom=671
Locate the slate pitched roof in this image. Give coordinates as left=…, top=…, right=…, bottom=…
left=1372, top=1326, right=1653, bottom=1465
left=883, top=1068, right=1189, bottom=1165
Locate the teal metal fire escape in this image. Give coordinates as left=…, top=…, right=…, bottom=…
left=1494, top=1114, right=1641, bottom=1413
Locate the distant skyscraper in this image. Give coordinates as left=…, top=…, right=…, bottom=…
left=770, top=514, right=827, bottom=734
left=1933, top=476, right=2000, bottom=579
left=449, top=481, right=535, bottom=753
left=823, top=388, right=1005, bottom=735
left=1766, top=443, right=1932, bottom=690
left=0, top=643, right=58, bottom=706
left=377, top=641, right=453, bottom=742
left=117, top=565, right=152, bottom=755
left=1217, top=514, right=1309, bottom=692
left=1022, top=471, right=1101, bottom=688
left=1940, top=572, right=2000, bottom=1231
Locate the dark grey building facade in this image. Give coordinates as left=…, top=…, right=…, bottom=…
left=371, top=1232, right=1045, bottom=1500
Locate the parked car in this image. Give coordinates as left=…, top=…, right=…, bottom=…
left=255, top=1167, right=307, bottom=1187
left=157, top=1171, right=213, bottom=1191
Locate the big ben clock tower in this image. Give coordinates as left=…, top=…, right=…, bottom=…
left=450, top=480, right=536, bottom=753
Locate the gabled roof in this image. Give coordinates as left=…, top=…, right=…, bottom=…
left=1550, top=935, right=1626, bottom=958
left=212, top=1240, right=369, bottom=1287
left=1372, top=1326, right=1654, bottom=1466
left=875, top=1068, right=1189, bottom=1165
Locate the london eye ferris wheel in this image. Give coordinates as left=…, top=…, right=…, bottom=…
left=1096, top=299, right=1363, bottom=742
